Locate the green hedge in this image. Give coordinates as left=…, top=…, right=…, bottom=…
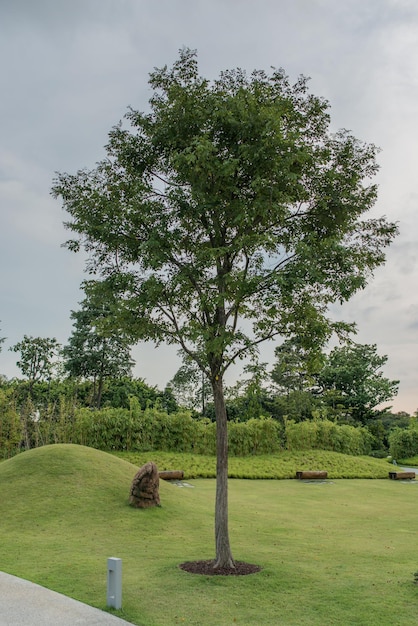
left=71, top=409, right=368, bottom=456
left=285, top=419, right=373, bottom=455
left=71, top=405, right=282, bottom=456
left=0, top=395, right=374, bottom=458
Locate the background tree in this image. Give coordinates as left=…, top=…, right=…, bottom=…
left=100, top=376, right=178, bottom=413
left=63, top=290, right=134, bottom=408
left=222, top=362, right=270, bottom=422
left=271, top=338, right=324, bottom=395
left=52, top=49, right=398, bottom=569
left=317, top=343, right=399, bottom=424
left=168, top=353, right=211, bottom=412
left=10, top=336, right=61, bottom=385
left=10, top=335, right=62, bottom=447
left=270, top=338, right=324, bottom=422
left=0, top=387, right=21, bottom=457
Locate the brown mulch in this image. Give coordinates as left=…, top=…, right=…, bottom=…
left=179, top=559, right=261, bottom=576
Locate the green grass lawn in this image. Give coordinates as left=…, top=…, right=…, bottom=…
left=1, top=444, right=418, bottom=625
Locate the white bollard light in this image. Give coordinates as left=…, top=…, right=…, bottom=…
left=107, top=557, right=122, bottom=609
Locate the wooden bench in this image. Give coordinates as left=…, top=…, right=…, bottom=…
left=388, top=471, right=415, bottom=480
left=159, top=470, right=184, bottom=481
left=296, top=470, right=328, bottom=480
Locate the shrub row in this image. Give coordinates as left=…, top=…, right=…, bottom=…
left=285, top=419, right=373, bottom=456
left=0, top=397, right=374, bottom=458
left=72, top=404, right=283, bottom=456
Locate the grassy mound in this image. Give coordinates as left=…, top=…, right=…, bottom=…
left=0, top=445, right=196, bottom=612
left=0, top=443, right=187, bottom=531
left=112, top=448, right=393, bottom=478
left=1, top=444, right=418, bottom=626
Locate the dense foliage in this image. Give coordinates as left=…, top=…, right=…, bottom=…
left=0, top=335, right=407, bottom=461
left=10, top=336, right=61, bottom=383
left=285, top=419, right=373, bottom=455
left=0, top=382, right=375, bottom=460
left=63, top=290, right=135, bottom=407
left=316, top=343, right=399, bottom=424
left=0, top=338, right=408, bottom=460
left=388, top=421, right=418, bottom=460
left=0, top=375, right=178, bottom=456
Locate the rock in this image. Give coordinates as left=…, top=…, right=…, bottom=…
left=129, top=461, right=161, bottom=508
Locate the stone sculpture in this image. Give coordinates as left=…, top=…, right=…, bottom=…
left=129, top=461, right=161, bottom=508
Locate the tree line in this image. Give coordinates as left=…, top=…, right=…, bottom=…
left=0, top=315, right=408, bottom=458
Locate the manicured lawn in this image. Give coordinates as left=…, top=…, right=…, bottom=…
left=1, top=444, right=418, bottom=625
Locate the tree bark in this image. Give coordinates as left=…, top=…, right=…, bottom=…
left=212, top=376, right=235, bottom=569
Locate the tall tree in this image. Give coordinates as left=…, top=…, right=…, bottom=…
left=63, top=290, right=134, bottom=408
left=270, top=338, right=325, bottom=422
left=52, top=49, right=398, bottom=568
left=317, top=343, right=399, bottom=424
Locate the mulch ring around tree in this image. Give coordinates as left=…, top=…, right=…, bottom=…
left=179, top=560, right=261, bottom=576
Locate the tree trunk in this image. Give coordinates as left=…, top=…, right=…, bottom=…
left=212, top=376, right=235, bottom=569
left=97, top=375, right=104, bottom=409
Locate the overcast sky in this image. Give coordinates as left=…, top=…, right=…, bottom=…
left=1, top=0, right=417, bottom=412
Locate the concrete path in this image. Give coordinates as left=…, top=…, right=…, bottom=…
left=0, top=571, right=135, bottom=625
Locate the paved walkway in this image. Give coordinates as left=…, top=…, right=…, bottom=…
left=0, top=571, right=134, bottom=625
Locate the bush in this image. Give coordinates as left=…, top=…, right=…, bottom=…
left=73, top=407, right=135, bottom=450
left=1, top=396, right=371, bottom=458
left=369, top=449, right=388, bottom=459
left=285, top=419, right=373, bottom=456
left=389, top=428, right=418, bottom=460
left=246, top=417, right=283, bottom=455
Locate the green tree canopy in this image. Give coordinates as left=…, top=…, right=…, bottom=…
left=63, top=289, right=134, bottom=408
left=271, top=337, right=325, bottom=395
left=10, top=336, right=61, bottom=384
left=52, top=49, right=398, bottom=569
left=317, top=343, right=399, bottom=424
